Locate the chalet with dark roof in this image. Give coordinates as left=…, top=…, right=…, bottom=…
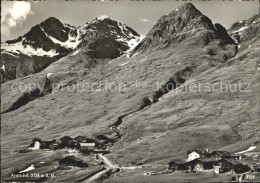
left=185, top=158, right=217, bottom=172
left=74, top=136, right=88, bottom=143
left=60, top=136, right=75, bottom=148
left=168, top=160, right=187, bottom=171
left=209, top=150, right=231, bottom=160
left=214, top=159, right=250, bottom=174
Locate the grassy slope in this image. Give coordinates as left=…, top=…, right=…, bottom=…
left=109, top=39, right=260, bottom=166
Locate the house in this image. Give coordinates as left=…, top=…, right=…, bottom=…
left=185, top=158, right=216, bottom=172
left=214, top=159, right=250, bottom=174
left=60, top=136, right=73, bottom=143
left=60, top=136, right=75, bottom=149
left=187, top=149, right=209, bottom=162
left=80, top=139, right=96, bottom=154
left=29, top=139, right=41, bottom=150
left=29, top=139, right=55, bottom=150
left=209, top=151, right=231, bottom=160
left=58, top=156, right=88, bottom=168
left=168, top=160, right=187, bottom=171
left=74, top=136, right=88, bottom=143
left=252, top=164, right=260, bottom=172
left=40, top=140, right=55, bottom=149
left=50, top=140, right=61, bottom=150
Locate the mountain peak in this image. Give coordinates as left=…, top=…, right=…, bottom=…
left=180, top=2, right=197, bottom=9
left=171, top=2, right=202, bottom=19
left=130, top=2, right=233, bottom=56
left=43, top=17, right=62, bottom=25
left=97, top=15, right=110, bottom=21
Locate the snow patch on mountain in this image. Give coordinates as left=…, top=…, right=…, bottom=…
left=235, top=146, right=257, bottom=154
left=98, top=15, right=110, bottom=21
left=233, top=26, right=248, bottom=33
left=19, top=165, right=35, bottom=173
left=40, top=26, right=81, bottom=49
left=1, top=38, right=59, bottom=57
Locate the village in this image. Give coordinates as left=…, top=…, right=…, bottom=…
left=22, top=135, right=260, bottom=178
left=168, top=149, right=259, bottom=174
left=28, top=135, right=112, bottom=154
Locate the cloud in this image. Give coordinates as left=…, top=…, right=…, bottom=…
left=140, top=18, right=149, bottom=23
left=1, top=1, right=33, bottom=37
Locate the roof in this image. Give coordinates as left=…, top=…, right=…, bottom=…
left=74, top=136, right=87, bottom=140
left=85, top=139, right=96, bottom=143
left=186, top=158, right=217, bottom=164
left=52, top=143, right=60, bottom=146
left=211, top=151, right=231, bottom=157
left=32, top=138, right=42, bottom=143
left=187, top=150, right=209, bottom=155
left=168, top=160, right=186, bottom=165
left=80, top=143, right=95, bottom=147
left=218, top=158, right=242, bottom=165
left=198, top=158, right=217, bottom=163
left=60, top=136, right=73, bottom=141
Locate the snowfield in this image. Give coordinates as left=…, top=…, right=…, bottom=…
left=19, top=165, right=35, bottom=173
left=235, top=146, right=257, bottom=154
left=1, top=39, right=59, bottom=57
left=40, top=26, right=81, bottom=49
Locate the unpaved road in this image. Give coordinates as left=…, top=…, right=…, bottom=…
left=83, top=168, right=111, bottom=183
left=99, top=154, right=119, bottom=168
left=82, top=154, right=118, bottom=183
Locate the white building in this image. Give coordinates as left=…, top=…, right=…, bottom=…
left=187, top=150, right=208, bottom=162
left=80, top=142, right=95, bottom=151
left=187, top=151, right=201, bottom=162
left=29, top=141, right=40, bottom=150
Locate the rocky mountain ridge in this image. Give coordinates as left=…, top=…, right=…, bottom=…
left=131, top=3, right=234, bottom=57
left=1, top=16, right=141, bottom=82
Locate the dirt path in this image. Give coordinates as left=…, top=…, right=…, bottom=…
left=82, top=168, right=111, bottom=183
left=82, top=154, right=118, bottom=183
left=98, top=154, right=119, bottom=168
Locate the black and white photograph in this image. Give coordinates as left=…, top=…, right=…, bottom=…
left=1, top=0, right=260, bottom=182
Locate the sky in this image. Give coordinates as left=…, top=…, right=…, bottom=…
left=1, top=0, right=259, bottom=42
